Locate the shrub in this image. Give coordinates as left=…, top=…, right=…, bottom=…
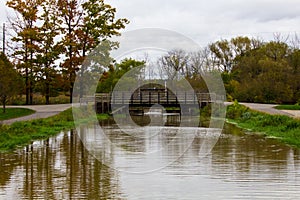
left=241, top=112, right=251, bottom=121
left=226, top=100, right=249, bottom=119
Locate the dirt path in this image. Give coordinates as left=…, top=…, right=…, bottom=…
left=1, top=104, right=72, bottom=125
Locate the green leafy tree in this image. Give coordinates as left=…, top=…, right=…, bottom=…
left=97, top=59, right=145, bottom=93
left=209, top=37, right=262, bottom=72
left=287, top=49, right=300, bottom=102
left=0, top=53, right=23, bottom=113
left=231, top=41, right=295, bottom=103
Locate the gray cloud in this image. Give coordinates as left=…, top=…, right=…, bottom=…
left=1, top=0, right=299, bottom=46
left=0, top=1, right=8, bottom=23
left=107, top=0, right=300, bottom=46
left=228, top=1, right=300, bottom=22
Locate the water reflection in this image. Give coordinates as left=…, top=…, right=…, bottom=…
left=0, top=131, right=124, bottom=200
left=1, top=119, right=300, bottom=199
left=78, top=119, right=221, bottom=173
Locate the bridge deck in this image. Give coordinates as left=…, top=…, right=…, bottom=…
left=80, top=92, right=225, bottom=113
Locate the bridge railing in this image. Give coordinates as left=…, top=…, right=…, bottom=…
left=82, top=92, right=226, bottom=105
left=79, top=96, right=95, bottom=105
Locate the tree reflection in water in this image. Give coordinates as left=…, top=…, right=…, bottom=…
left=1, top=120, right=300, bottom=199
left=0, top=130, right=124, bottom=200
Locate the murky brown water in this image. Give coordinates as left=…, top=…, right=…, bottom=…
left=1, top=116, right=300, bottom=199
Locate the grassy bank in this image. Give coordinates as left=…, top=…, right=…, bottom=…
left=0, top=108, right=110, bottom=152
left=0, top=108, right=35, bottom=121
left=227, top=101, right=300, bottom=148
left=274, top=104, right=300, bottom=110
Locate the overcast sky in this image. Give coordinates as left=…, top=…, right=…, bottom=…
left=1, top=0, right=300, bottom=47
left=106, top=0, right=300, bottom=47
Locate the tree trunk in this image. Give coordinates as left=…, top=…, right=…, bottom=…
left=45, top=81, right=50, bottom=105
left=29, top=66, right=34, bottom=105
left=70, top=86, right=73, bottom=103
left=30, top=79, right=33, bottom=105
left=2, top=96, right=6, bottom=113
left=69, top=71, right=73, bottom=103
left=3, top=101, right=6, bottom=114
left=79, top=35, right=87, bottom=99
left=25, top=67, right=29, bottom=105
left=46, top=94, right=50, bottom=105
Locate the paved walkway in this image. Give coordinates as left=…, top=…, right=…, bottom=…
left=1, top=102, right=299, bottom=125
left=240, top=103, right=300, bottom=118
left=1, top=104, right=72, bottom=125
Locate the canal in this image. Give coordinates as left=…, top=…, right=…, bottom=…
left=1, top=116, right=300, bottom=199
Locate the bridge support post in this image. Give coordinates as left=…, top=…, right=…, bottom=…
left=167, top=91, right=169, bottom=104
left=158, top=92, right=160, bottom=104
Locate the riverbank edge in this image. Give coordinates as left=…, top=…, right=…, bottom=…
left=2, top=104, right=300, bottom=152
left=0, top=108, right=110, bottom=152
left=226, top=102, right=300, bottom=148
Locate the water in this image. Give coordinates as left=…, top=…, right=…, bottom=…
left=1, top=117, right=300, bottom=199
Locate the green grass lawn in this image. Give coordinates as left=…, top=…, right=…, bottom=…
left=274, top=105, right=300, bottom=110
left=0, top=108, right=110, bottom=151
left=0, top=108, right=35, bottom=121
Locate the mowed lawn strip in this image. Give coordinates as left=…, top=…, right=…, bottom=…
left=274, top=105, right=300, bottom=110
left=0, top=108, right=110, bottom=152
left=0, top=108, right=35, bottom=121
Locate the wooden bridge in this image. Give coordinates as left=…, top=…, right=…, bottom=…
left=80, top=89, right=225, bottom=115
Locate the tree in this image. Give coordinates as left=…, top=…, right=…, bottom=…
left=7, top=0, right=41, bottom=105
left=97, top=59, right=145, bottom=93
left=230, top=41, right=295, bottom=103
left=56, top=0, right=83, bottom=103
left=287, top=49, right=300, bottom=102
left=157, top=49, right=189, bottom=80
left=189, top=47, right=211, bottom=76
left=35, top=0, right=62, bottom=104
left=7, top=0, right=128, bottom=104
left=209, top=39, right=234, bottom=72
left=209, top=37, right=262, bottom=72
left=0, top=53, right=22, bottom=113
left=57, top=0, right=129, bottom=102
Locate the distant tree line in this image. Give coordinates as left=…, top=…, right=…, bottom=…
left=151, top=36, right=300, bottom=104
